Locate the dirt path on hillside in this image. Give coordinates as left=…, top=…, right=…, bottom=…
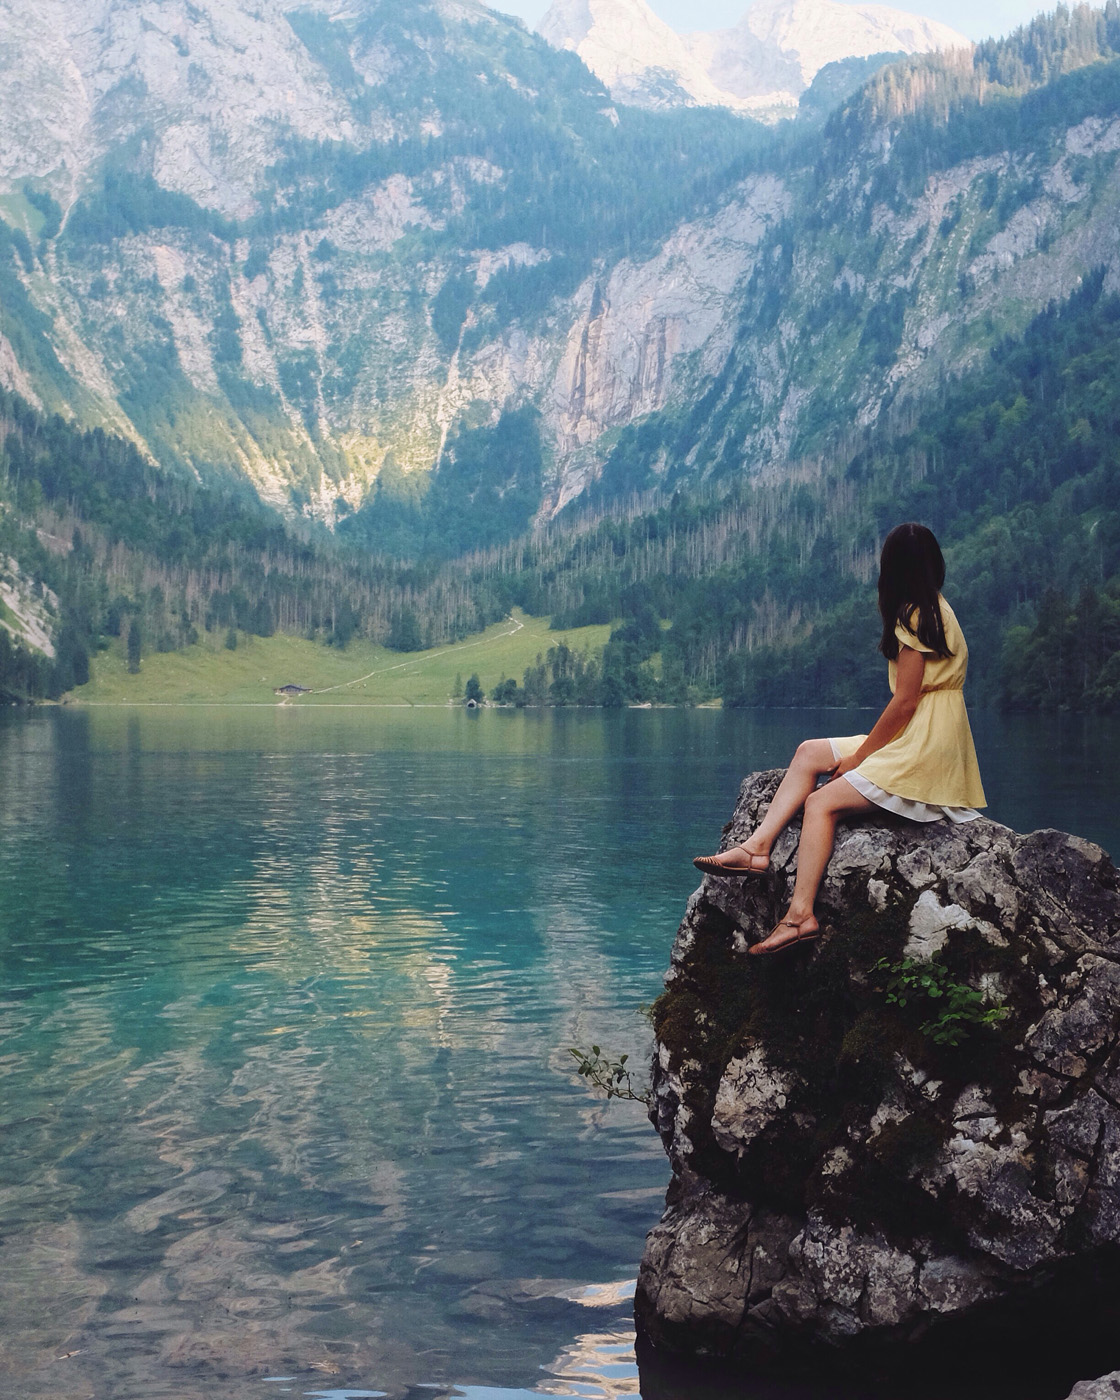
left=281, top=612, right=526, bottom=703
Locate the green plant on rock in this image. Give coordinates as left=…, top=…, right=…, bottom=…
left=874, top=956, right=1009, bottom=1046
left=568, top=1045, right=652, bottom=1106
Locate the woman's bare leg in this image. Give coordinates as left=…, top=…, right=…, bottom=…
left=750, top=778, right=874, bottom=952
left=749, top=739, right=840, bottom=852
left=697, top=739, right=839, bottom=870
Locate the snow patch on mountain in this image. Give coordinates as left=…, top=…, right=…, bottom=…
left=537, top=0, right=970, bottom=113
left=537, top=0, right=734, bottom=108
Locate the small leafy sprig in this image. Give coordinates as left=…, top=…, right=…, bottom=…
left=874, top=956, right=1010, bottom=1046
left=568, top=1045, right=652, bottom=1106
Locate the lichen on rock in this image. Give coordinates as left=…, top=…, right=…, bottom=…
left=636, top=769, right=1120, bottom=1390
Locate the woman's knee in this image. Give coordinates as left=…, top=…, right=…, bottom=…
left=794, top=738, right=834, bottom=771
left=804, top=781, right=853, bottom=820
left=807, top=778, right=871, bottom=821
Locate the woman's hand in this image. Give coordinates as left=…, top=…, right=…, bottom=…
left=827, top=754, right=861, bottom=782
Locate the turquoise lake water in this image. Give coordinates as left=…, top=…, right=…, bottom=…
left=1, top=706, right=1117, bottom=1400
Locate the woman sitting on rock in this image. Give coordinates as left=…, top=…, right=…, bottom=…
left=693, top=521, right=986, bottom=956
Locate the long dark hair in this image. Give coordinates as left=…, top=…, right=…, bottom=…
left=878, top=522, right=951, bottom=660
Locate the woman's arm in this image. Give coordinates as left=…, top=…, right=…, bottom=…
left=828, top=646, right=926, bottom=781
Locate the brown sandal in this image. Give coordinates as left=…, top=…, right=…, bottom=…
left=747, top=918, right=820, bottom=956
left=692, top=846, right=770, bottom=876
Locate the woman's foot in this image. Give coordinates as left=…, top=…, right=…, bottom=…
left=693, top=844, right=770, bottom=876
left=747, top=915, right=820, bottom=956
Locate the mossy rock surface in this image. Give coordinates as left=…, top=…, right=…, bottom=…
left=637, top=770, right=1120, bottom=1393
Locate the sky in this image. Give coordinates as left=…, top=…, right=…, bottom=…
left=490, top=0, right=1057, bottom=44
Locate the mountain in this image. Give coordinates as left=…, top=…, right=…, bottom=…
left=0, top=0, right=772, bottom=519
left=0, top=0, right=367, bottom=220
left=537, top=0, right=737, bottom=109
left=0, top=0, right=1115, bottom=542
left=592, top=19, right=1120, bottom=496
left=536, top=0, right=969, bottom=114
left=2, top=4, right=1120, bottom=709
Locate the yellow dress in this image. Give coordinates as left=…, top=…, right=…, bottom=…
left=831, top=595, right=987, bottom=820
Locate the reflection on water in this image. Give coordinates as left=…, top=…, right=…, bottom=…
left=1, top=706, right=1117, bottom=1400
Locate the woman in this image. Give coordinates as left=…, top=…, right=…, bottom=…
left=693, top=522, right=986, bottom=955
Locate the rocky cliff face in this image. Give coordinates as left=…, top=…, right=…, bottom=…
left=0, top=0, right=366, bottom=216
left=660, top=107, right=1120, bottom=492
left=0, top=0, right=1117, bottom=538
left=637, top=769, right=1120, bottom=1392
left=0, top=554, right=58, bottom=658
left=539, top=174, right=789, bottom=507
left=0, top=0, right=805, bottom=522
left=0, top=0, right=612, bottom=514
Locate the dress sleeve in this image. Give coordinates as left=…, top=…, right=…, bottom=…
left=894, top=610, right=937, bottom=655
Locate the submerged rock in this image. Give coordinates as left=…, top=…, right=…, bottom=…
left=636, top=769, right=1120, bottom=1391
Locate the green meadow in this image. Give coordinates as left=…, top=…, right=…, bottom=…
left=70, top=610, right=613, bottom=706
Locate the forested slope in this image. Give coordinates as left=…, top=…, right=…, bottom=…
left=1, top=4, right=1118, bottom=710
left=718, top=268, right=1120, bottom=710
left=585, top=4, right=1120, bottom=499
left=2, top=255, right=1117, bottom=710
left=0, top=392, right=506, bottom=701
left=411, top=267, right=1120, bottom=711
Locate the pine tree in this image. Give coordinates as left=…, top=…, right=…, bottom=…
left=127, top=619, right=142, bottom=674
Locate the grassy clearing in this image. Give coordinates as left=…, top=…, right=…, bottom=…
left=70, top=610, right=613, bottom=706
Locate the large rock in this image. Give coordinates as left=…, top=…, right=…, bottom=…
left=1068, top=1375, right=1120, bottom=1400
left=636, top=769, right=1120, bottom=1391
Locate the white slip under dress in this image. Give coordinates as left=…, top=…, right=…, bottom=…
left=826, top=739, right=981, bottom=824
